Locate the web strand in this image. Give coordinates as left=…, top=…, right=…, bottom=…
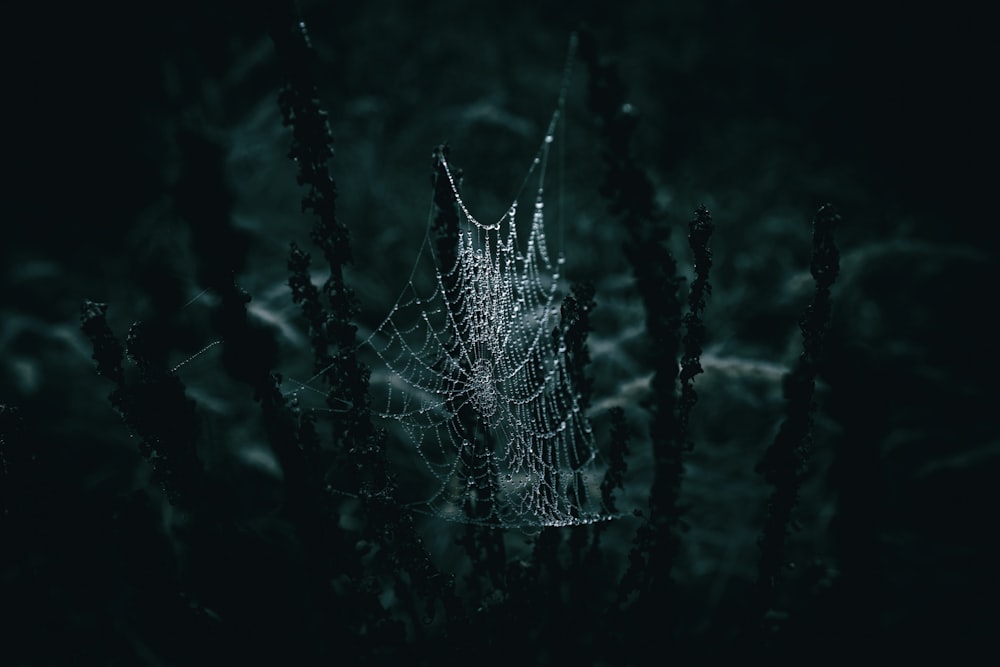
left=362, top=33, right=609, bottom=528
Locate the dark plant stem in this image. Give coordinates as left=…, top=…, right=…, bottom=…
left=268, top=3, right=459, bottom=626
left=752, top=203, right=841, bottom=642
left=270, top=8, right=368, bottom=454
left=558, top=282, right=597, bottom=414
left=678, top=205, right=714, bottom=443
left=432, top=144, right=462, bottom=281
left=580, top=31, right=686, bottom=626
left=80, top=302, right=203, bottom=509
left=599, top=407, right=631, bottom=518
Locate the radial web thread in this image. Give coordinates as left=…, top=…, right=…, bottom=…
left=362, top=35, right=609, bottom=529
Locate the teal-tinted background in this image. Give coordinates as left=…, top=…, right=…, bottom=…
left=2, top=0, right=994, bottom=663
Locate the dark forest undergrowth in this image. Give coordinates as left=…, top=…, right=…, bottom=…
left=2, top=1, right=996, bottom=664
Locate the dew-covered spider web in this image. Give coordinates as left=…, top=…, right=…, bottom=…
left=362, top=34, right=609, bottom=529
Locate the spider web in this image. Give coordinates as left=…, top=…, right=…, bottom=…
left=363, top=35, right=609, bottom=529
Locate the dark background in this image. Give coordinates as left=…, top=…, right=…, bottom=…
left=2, top=0, right=995, bottom=664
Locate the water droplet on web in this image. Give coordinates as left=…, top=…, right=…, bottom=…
left=361, top=38, right=608, bottom=528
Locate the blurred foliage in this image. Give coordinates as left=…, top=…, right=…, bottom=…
left=2, top=0, right=996, bottom=664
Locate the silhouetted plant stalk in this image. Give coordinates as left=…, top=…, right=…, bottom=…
left=580, top=32, right=694, bottom=631
left=558, top=282, right=597, bottom=414
left=679, top=205, right=715, bottom=442
left=753, top=204, right=841, bottom=637
left=268, top=4, right=459, bottom=626
left=557, top=281, right=599, bottom=535
left=175, top=127, right=355, bottom=580
left=269, top=8, right=368, bottom=456
left=589, top=406, right=631, bottom=555
left=432, top=144, right=462, bottom=286
left=80, top=302, right=203, bottom=509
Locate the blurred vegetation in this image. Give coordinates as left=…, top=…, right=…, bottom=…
left=2, top=0, right=995, bottom=664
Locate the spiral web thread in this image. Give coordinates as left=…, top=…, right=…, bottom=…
left=362, top=35, right=609, bottom=528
